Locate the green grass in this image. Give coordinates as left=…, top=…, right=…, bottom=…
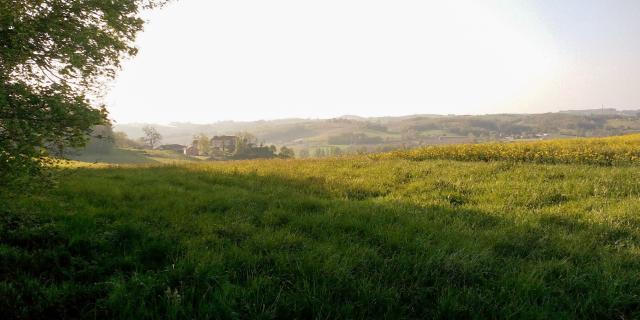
left=68, top=148, right=195, bottom=165
left=3, top=155, right=640, bottom=318
left=68, top=148, right=157, bottom=164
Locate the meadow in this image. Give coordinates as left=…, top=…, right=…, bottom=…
left=68, top=148, right=196, bottom=165
left=2, top=135, right=640, bottom=318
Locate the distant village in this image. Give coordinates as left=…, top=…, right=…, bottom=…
left=97, top=109, right=640, bottom=161
left=157, top=134, right=294, bottom=160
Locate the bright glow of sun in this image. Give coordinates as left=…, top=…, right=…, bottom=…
left=106, top=0, right=561, bottom=123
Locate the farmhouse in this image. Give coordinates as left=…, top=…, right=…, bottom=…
left=184, top=139, right=199, bottom=156
left=211, top=135, right=237, bottom=153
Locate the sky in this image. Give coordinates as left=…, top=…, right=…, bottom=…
left=105, top=0, right=640, bottom=124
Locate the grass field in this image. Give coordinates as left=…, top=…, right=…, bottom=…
left=68, top=148, right=195, bottom=165
left=2, top=136, right=640, bottom=318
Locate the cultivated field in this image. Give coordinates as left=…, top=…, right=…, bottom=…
left=2, top=135, right=640, bottom=318
left=375, top=133, right=640, bottom=165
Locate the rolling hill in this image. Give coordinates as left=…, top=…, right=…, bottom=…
left=113, top=109, right=640, bottom=156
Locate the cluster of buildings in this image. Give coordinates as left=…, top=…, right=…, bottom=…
left=184, top=135, right=237, bottom=156
left=157, top=135, right=238, bottom=156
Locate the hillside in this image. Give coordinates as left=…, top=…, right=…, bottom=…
left=3, top=135, right=640, bottom=318
left=113, top=109, right=640, bottom=156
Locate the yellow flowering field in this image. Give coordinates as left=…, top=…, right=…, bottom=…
left=373, top=134, right=640, bottom=165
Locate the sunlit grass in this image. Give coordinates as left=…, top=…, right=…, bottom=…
left=67, top=148, right=197, bottom=165
left=3, top=137, right=640, bottom=318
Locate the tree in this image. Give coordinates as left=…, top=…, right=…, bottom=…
left=196, top=133, right=210, bottom=155
left=114, top=131, right=142, bottom=149
left=234, top=132, right=257, bottom=156
left=279, top=146, right=295, bottom=159
left=0, top=0, right=166, bottom=189
left=142, top=126, right=162, bottom=149
left=298, top=149, right=310, bottom=158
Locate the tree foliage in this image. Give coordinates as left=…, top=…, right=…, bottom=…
left=113, top=131, right=142, bottom=148
left=0, top=0, right=166, bottom=189
left=278, top=146, right=295, bottom=158
left=142, top=125, right=162, bottom=149
left=195, top=133, right=210, bottom=155
left=234, top=132, right=258, bottom=155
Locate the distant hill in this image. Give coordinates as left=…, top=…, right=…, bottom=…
left=559, top=108, right=640, bottom=116
left=114, top=109, right=640, bottom=154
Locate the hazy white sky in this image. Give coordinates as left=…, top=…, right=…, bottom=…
left=106, top=0, right=640, bottom=124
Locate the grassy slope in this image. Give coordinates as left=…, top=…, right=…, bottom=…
left=68, top=148, right=157, bottom=164
left=3, top=156, right=640, bottom=318
left=68, top=148, right=195, bottom=165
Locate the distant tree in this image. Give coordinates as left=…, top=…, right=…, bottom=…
left=279, top=146, right=295, bottom=159
left=234, top=132, right=258, bottom=155
left=114, top=132, right=143, bottom=149
left=142, top=125, right=162, bottom=149
left=196, top=133, right=211, bottom=155
left=313, top=148, right=326, bottom=158
left=298, top=149, right=310, bottom=158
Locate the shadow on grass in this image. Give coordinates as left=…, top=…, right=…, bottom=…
left=1, top=166, right=639, bottom=319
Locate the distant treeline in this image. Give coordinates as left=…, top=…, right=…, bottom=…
left=403, top=113, right=639, bottom=138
